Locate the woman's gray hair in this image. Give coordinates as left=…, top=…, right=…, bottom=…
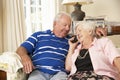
left=75, top=21, right=96, bottom=36
left=53, top=12, right=71, bottom=22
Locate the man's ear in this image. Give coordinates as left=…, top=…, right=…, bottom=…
left=53, top=21, right=56, bottom=26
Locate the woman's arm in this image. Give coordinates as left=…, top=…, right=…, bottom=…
left=104, top=38, right=120, bottom=73
left=65, top=37, right=78, bottom=72
left=65, top=47, right=75, bottom=72
left=114, top=57, right=120, bottom=73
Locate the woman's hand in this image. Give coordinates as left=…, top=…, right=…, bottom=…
left=68, top=36, right=79, bottom=50
left=114, top=57, right=120, bottom=73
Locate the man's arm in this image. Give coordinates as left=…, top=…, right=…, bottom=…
left=95, top=27, right=107, bottom=37
left=16, top=46, right=34, bottom=74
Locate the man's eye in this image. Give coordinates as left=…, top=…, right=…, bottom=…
left=63, top=24, right=66, bottom=26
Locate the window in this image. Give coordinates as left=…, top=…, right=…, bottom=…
left=24, top=0, right=42, bottom=37
left=24, top=0, right=66, bottom=37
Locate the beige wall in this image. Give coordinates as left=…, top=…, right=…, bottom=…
left=0, top=0, right=3, bottom=53
left=67, top=0, right=120, bottom=22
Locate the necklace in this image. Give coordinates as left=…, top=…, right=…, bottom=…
left=77, top=49, right=89, bottom=59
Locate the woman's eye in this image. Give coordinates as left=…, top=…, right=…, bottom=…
left=78, top=30, right=81, bottom=32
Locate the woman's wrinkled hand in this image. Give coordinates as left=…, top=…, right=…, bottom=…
left=69, top=36, right=79, bottom=50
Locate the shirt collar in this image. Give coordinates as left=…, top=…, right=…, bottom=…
left=77, top=37, right=98, bottom=49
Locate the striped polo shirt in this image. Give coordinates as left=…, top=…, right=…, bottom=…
left=21, top=30, right=70, bottom=74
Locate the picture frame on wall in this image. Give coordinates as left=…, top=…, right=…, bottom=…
left=85, top=18, right=105, bottom=28
left=70, top=16, right=106, bottom=36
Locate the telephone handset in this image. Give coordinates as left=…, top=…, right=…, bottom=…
left=71, top=35, right=78, bottom=43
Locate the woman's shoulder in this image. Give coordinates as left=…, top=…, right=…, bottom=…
left=93, top=37, right=112, bottom=47
left=97, top=36, right=111, bottom=42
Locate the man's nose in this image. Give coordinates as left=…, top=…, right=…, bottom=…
left=66, top=25, right=70, bottom=31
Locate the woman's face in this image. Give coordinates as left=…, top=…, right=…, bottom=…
left=75, top=26, right=89, bottom=43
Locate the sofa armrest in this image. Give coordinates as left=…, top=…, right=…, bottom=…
left=107, top=35, right=120, bottom=48
left=0, top=52, right=27, bottom=80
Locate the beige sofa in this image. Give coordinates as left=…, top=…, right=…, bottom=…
left=0, top=52, right=26, bottom=80
left=0, top=35, right=120, bottom=80
left=107, top=35, right=120, bottom=53
left=107, top=35, right=120, bottom=48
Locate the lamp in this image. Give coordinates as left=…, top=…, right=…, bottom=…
left=62, top=0, right=93, bottom=21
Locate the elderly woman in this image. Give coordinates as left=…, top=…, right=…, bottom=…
left=66, top=21, right=120, bottom=80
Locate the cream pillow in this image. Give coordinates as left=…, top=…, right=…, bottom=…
left=107, top=35, right=120, bottom=48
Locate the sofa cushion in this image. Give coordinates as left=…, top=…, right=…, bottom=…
left=107, top=35, right=120, bottom=48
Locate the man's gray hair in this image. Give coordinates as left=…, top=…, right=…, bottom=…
left=54, top=12, right=71, bottom=22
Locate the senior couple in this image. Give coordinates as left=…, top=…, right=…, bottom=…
left=16, top=12, right=120, bottom=80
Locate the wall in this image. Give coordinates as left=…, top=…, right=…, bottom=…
left=67, top=0, right=120, bottom=22
left=0, top=0, right=3, bottom=53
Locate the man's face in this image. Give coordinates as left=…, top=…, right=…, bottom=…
left=54, top=15, right=71, bottom=38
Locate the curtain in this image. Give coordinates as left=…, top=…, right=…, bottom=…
left=1, top=0, right=26, bottom=52
left=56, top=0, right=68, bottom=13
left=0, top=0, right=3, bottom=53
left=0, top=0, right=67, bottom=53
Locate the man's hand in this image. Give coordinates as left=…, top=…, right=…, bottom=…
left=21, top=54, right=35, bottom=74
left=96, top=27, right=107, bottom=37
left=16, top=46, right=35, bottom=74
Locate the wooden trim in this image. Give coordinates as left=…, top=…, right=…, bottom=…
left=0, top=70, right=6, bottom=80
left=108, top=26, right=120, bottom=35
left=112, top=26, right=120, bottom=34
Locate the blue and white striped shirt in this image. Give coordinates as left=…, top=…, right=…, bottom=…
left=21, top=30, right=70, bottom=74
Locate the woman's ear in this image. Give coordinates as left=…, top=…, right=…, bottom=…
left=88, top=30, right=93, bottom=36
